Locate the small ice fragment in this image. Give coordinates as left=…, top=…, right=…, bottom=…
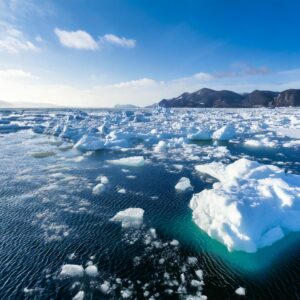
left=187, top=129, right=212, bottom=141
left=170, top=239, right=179, bottom=246
left=24, top=287, right=34, bottom=295
left=187, top=257, right=198, bottom=265
left=154, top=141, right=167, bottom=153
left=212, top=124, right=236, bottom=141
left=74, top=134, right=105, bottom=151
left=60, top=264, right=84, bottom=277
left=85, top=265, right=98, bottom=277
left=108, top=156, right=145, bottom=167
left=100, top=281, right=110, bottom=294
left=173, top=164, right=183, bottom=170
left=97, top=175, right=109, bottom=184
left=175, top=177, right=193, bottom=191
left=73, top=291, right=85, bottom=300
left=159, top=258, right=165, bottom=264
left=121, top=289, right=132, bottom=298
left=195, top=269, right=203, bottom=280
left=235, top=287, right=246, bottom=296
left=68, top=252, right=76, bottom=260
left=110, top=208, right=144, bottom=228
left=92, top=183, right=105, bottom=195
left=149, top=228, right=157, bottom=239
left=191, top=279, right=202, bottom=287
left=144, top=291, right=150, bottom=297
left=118, top=188, right=127, bottom=194
left=180, top=273, right=185, bottom=283
left=31, top=151, right=56, bottom=158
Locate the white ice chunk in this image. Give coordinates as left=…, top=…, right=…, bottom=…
left=170, top=239, right=179, bottom=246
left=110, top=208, right=144, bottom=228
left=97, top=175, right=109, bottom=184
left=100, top=281, right=110, bottom=294
left=187, top=129, right=212, bottom=141
left=274, top=127, right=300, bottom=139
left=175, top=177, right=193, bottom=191
left=108, top=156, right=145, bottom=167
left=195, top=270, right=203, bottom=280
left=73, top=291, right=85, bottom=300
left=212, top=124, right=236, bottom=141
left=191, top=158, right=300, bottom=252
left=235, top=287, right=246, bottom=296
left=92, top=183, right=105, bottom=195
left=85, top=265, right=98, bottom=277
left=60, top=264, right=84, bottom=277
left=191, top=279, right=202, bottom=287
left=154, top=141, right=167, bottom=152
left=244, top=139, right=262, bottom=147
left=74, top=134, right=105, bottom=151
left=121, top=289, right=132, bottom=298
left=187, top=257, right=198, bottom=265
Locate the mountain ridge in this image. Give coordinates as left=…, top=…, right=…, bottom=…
left=158, top=88, right=300, bottom=108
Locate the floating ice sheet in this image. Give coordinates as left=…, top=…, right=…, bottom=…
left=190, top=158, right=300, bottom=252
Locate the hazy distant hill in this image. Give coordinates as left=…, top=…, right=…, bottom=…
left=0, top=100, right=59, bottom=108
left=114, top=104, right=139, bottom=109
left=158, top=88, right=300, bottom=108
left=0, top=100, right=12, bottom=107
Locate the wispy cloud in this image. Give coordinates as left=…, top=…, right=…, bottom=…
left=54, top=28, right=136, bottom=50
left=214, top=63, right=270, bottom=78
left=108, top=78, right=157, bottom=88
left=54, top=28, right=98, bottom=50
left=101, top=34, right=136, bottom=48
left=193, top=72, right=214, bottom=81
left=0, top=22, right=38, bottom=53
left=0, top=0, right=55, bottom=20
left=0, top=68, right=36, bottom=78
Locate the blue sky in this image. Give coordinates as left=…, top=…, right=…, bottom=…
left=1, top=0, right=300, bottom=107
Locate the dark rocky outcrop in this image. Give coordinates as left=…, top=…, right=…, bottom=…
left=274, top=89, right=300, bottom=107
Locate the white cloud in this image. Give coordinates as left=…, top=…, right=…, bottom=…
left=54, top=28, right=98, bottom=50
left=54, top=29, right=136, bottom=50
left=108, top=78, right=157, bottom=88
left=35, top=35, right=43, bottom=42
left=194, top=72, right=214, bottom=81
left=0, top=69, right=35, bottom=78
left=215, top=64, right=271, bottom=78
left=0, top=22, right=38, bottom=53
left=101, top=34, right=136, bottom=48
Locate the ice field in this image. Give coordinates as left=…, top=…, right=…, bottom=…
left=0, top=107, right=300, bottom=299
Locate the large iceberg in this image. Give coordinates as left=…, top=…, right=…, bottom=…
left=190, top=158, right=300, bottom=252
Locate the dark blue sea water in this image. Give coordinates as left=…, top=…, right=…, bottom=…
left=0, top=109, right=300, bottom=299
